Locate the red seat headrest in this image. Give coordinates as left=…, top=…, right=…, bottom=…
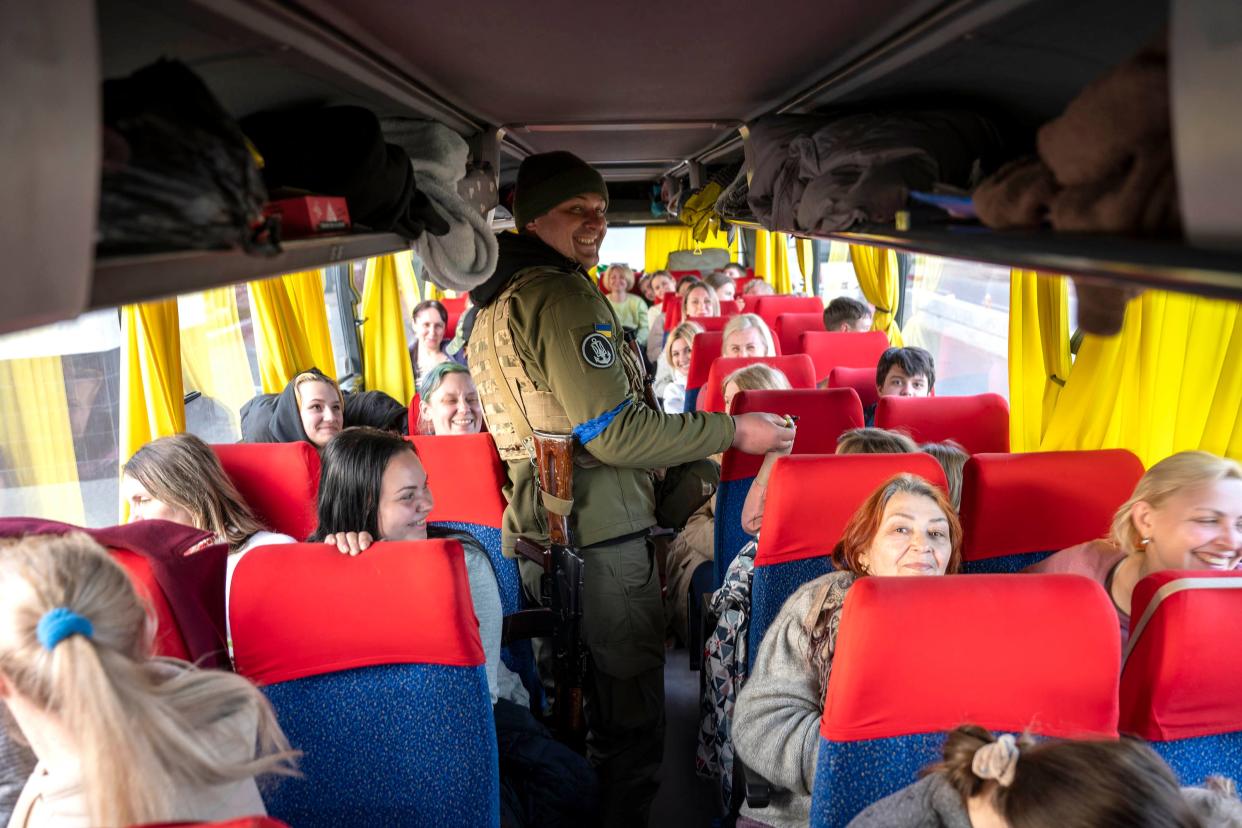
left=875, top=394, right=1011, bottom=454
left=212, top=443, right=321, bottom=541
left=441, top=296, right=468, bottom=340
left=802, top=331, right=890, bottom=381
left=828, top=366, right=879, bottom=408
left=756, top=453, right=947, bottom=567
left=752, top=296, right=823, bottom=331
left=698, top=354, right=817, bottom=412
left=684, top=332, right=725, bottom=391
left=110, top=549, right=192, bottom=661
left=662, top=293, right=684, bottom=332
left=411, top=433, right=507, bottom=527
left=1120, top=570, right=1242, bottom=740
left=231, top=541, right=484, bottom=685
left=959, top=450, right=1144, bottom=562
left=669, top=269, right=701, bottom=281
left=688, top=315, right=729, bottom=333
left=774, top=312, right=826, bottom=355
left=406, top=392, right=422, bottom=436
left=823, top=575, right=1121, bottom=740
left=721, top=389, right=864, bottom=482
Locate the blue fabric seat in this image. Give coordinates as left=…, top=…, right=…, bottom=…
left=231, top=541, right=500, bottom=828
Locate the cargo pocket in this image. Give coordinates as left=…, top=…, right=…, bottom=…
left=582, top=538, right=665, bottom=679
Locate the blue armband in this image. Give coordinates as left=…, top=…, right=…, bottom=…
left=573, top=399, right=631, bottom=445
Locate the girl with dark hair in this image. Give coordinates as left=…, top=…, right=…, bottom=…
left=849, top=724, right=1242, bottom=827
left=408, top=299, right=464, bottom=386
left=343, top=390, right=408, bottom=435
left=308, top=427, right=519, bottom=706
left=732, top=474, right=962, bottom=828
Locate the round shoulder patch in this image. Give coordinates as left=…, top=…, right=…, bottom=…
left=580, top=332, right=616, bottom=369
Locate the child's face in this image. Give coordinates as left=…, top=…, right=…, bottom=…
left=879, top=366, right=930, bottom=397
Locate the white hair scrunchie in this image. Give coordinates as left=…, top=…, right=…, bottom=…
left=972, top=733, right=1020, bottom=787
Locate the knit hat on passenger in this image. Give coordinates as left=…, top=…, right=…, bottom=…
left=513, top=151, right=608, bottom=229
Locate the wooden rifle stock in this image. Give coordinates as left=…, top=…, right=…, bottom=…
left=532, top=430, right=575, bottom=547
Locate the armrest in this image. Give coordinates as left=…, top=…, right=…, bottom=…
left=501, top=608, right=555, bottom=645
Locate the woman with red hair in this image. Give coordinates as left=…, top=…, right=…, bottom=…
left=731, top=474, right=962, bottom=828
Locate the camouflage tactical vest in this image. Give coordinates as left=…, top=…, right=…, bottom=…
left=469, top=266, right=645, bottom=462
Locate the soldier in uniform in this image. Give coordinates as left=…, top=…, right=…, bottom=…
left=468, top=151, right=794, bottom=827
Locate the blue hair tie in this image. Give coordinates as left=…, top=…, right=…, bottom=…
left=36, top=608, right=94, bottom=651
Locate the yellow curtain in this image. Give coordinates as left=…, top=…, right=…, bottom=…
left=247, top=276, right=316, bottom=393
left=754, top=231, right=794, bottom=294
left=1041, top=291, right=1242, bottom=466
left=794, top=238, right=814, bottom=290
left=120, top=299, right=186, bottom=474
left=0, top=356, right=86, bottom=523
left=179, top=288, right=256, bottom=434
left=849, top=244, right=903, bottom=346
left=1008, top=271, right=1071, bottom=452
left=362, top=255, right=418, bottom=404
left=283, top=270, right=336, bottom=380
left=643, top=225, right=737, bottom=272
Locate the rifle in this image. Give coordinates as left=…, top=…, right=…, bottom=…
left=623, top=329, right=660, bottom=412
left=513, top=430, right=586, bottom=746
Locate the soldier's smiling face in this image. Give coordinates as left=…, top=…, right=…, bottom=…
left=526, top=193, right=608, bottom=269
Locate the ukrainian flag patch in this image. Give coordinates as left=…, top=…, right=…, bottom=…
left=594, top=323, right=613, bottom=338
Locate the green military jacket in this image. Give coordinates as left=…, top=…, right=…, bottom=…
left=470, top=241, right=735, bottom=554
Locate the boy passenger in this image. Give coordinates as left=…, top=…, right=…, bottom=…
left=865, top=346, right=936, bottom=426
left=823, top=296, right=873, bottom=333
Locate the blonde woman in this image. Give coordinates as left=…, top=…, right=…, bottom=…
left=1028, top=450, right=1242, bottom=645
left=240, top=367, right=344, bottom=448
left=683, top=281, right=721, bottom=320
left=721, top=313, right=777, bottom=358
left=603, top=263, right=650, bottom=347
left=0, top=533, right=298, bottom=826
left=722, top=363, right=792, bottom=414
left=660, top=321, right=705, bottom=414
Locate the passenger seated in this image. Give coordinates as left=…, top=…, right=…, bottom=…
left=603, top=264, right=650, bottom=348
left=645, top=271, right=677, bottom=363
left=865, top=347, right=936, bottom=426
left=122, top=433, right=297, bottom=658
left=722, top=314, right=777, bottom=358
left=659, top=321, right=705, bottom=414
left=416, top=361, right=485, bottom=436
left=822, top=296, right=873, bottom=333
left=684, top=281, right=722, bottom=319
left=307, top=427, right=597, bottom=825
left=707, top=270, right=744, bottom=314
left=240, top=367, right=344, bottom=448
left=743, top=280, right=775, bottom=297
left=0, top=533, right=297, bottom=826
left=1027, top=450, right=1242, bottom=646
left=835, top=427, right=918, bottom=455
left=733, top=474, right=961, bottom=828
left=665, top=364, right=792, bottom=644
left=920, top=441, right=969, bottom=510
left=722, top=263, right=749, bottom=282
left=849, top=724, right=1242, bottom=827
left=409, top=299, right=462, bottom=386
left=343, top=389, right=408, bottom=435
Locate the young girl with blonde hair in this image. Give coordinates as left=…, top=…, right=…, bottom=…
left=0, top=533, right=297, bottom=827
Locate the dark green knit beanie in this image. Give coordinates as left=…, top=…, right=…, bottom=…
left=513, top=151, right=609, bottom=229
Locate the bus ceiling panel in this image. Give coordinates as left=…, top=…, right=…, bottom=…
left=303, top=0, right=946, bottom=126
left=507, top=126, right=736, bottom=168
left=99, top=0, right=483, bottom=135
left=89, top=234, right=410, bottom=312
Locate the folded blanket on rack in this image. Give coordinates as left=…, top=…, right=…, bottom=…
left=382, top=118, right=499, bottom=291
left=972, top=156, right=1058, bottom=229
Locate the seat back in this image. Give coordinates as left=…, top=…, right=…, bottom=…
left=752, top=295, right=823, bottom=331
left=697, top=354, right=817, bottom=413
left=212, top=443, right=321, bottom=541
left=812, top=575, right=1120, bottom=827
left=411, top=433, right=517, bottom=615
left=875, top=394, right=1010, bottom=454
left=662, top=292, right=683, bottom=332
left=801, top=331, right=890, bottom=381
left=713, top=390, right=865, bottom=586
left=959, top=450, right=1144, bottom=572
left=682, top=331, right=725, bottom=412
left=111, top=548, right=193, bottom=661
left=441, top=295, right=468, bottom=340
left=137, top=819, right=291, bottom=828
left=774, top=312, right=826, bottom=354
left=1120, top=570, right=1242, bottom=784
left=750, top=453, right=947, bottom=657
left=687, top=315, right=729, bottom=332
left=231, top=541, right=499, bottom=827
left=827, top=366, right=879, bottom=408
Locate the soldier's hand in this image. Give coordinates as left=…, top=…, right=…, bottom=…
left=731, top=412, right=796, bottom=455
left=323, top=531, right=374, bottom=557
